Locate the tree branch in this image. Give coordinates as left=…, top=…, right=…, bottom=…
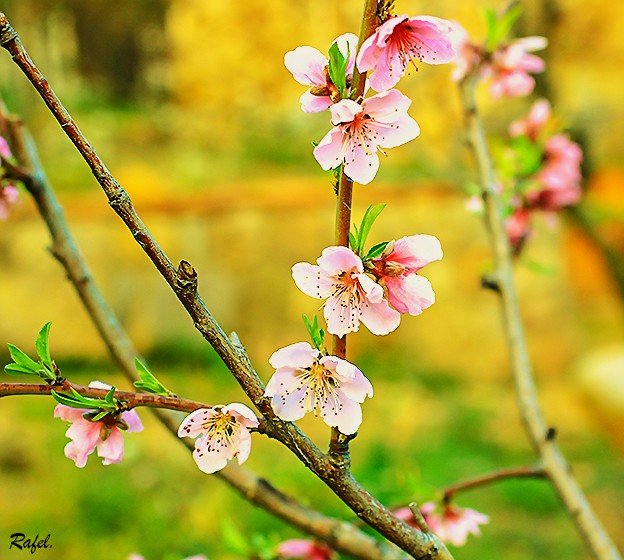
left=459, top=73, right=622, bottom=560
left=0, top=14, right=453, bottom=558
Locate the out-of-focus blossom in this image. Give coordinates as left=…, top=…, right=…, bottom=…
left=487, top=36, right=547, bottom=98
left=529, top=133, right=583, bottom=210
left=505, top=207, right=532, bottom=255
left=395, top=502, right=489, bottom=547
left=292, top=246, right=400, bottom=336
left=0, top=136, right=11, bottom=159
left=313, top=89, right=420, bottom=185
left=369, top=235, right=442, bottom=315
left=128, top=555, right=208, bottom=560
left=0, top=184, right=18, bottom=220
left=277, top=539, right=334, bottom=560
left=447, top=21, right=482, bottom=82
left=265, top=342, right=373, bottom=435
left=509, top=99, right=551, bottom=140
left=285, top=33, right=359, bottom=113
left=357, top=15, right=455, bottom=91
left=54, top=381, right=143, bottom=467
left=178, top=404, right=259, bottom=474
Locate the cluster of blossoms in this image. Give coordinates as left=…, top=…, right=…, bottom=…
left=0, top=136, right=19, bottom=219
left=286, top=14, right=456, bottom=184
left=54, top=381, right=143, bottom=467
left=449, top=23, right=547, bottom=99
left=474, top=98, right=583, bottom=254
left=394, top=502, right=489, bottom=547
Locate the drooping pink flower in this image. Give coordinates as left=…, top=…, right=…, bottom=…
left=509, top=98, right=551, bottom=140
left=313, top=89, right=420, bottom=185
left=395, top=502, right=489, bottom=547
left=505, top=207, right=532, bottom=255
left=529, top=133, right=583, bottom=210
left=487, top=36, right=547, bottom=98
left=422, top=502, right=489, bottom=547
left=54, top=381, right=143, bottom=467
left=265, top=342, right=373, bottom=435
left=276, top=539, right=334, bottom=560
left=292, top=246, right=400, bottom=337
left=357, top=15, right=455, bottom=92
left=285, top=33, right=359, bottom=113
left=0, top=185, right=18, bottom=220
left=178, top=403, right=259, bottom=474
left=369, top=235, right=442, bottom=315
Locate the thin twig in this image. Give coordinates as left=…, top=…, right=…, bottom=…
left=0, top=13, right=454, bottom=559
left=460, top=73, right=622, bottom=560
left=442, top=464, right=546, bottom=503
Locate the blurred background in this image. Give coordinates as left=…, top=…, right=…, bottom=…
left=0, top=0, right=623, bottom=558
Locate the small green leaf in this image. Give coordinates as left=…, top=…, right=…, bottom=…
left=357, top=203, right=386, bottom=255
left=364, top=240, right=390, bottom=261
left=327, top=41, right=349, bottom=96
left=6, top=343, right=40, bottom=373
left=303, top=314, right=325, bottom=352
left=348, top=231, right=358, bottom=252
left=35, top=322, right=53, bottom=369
left=51, top=387, right=116, bottom=411
left=133, top=358, right=171, bottom=396
left=4, top=363, right=37, bottom=376
left=90, top=410, right=110, bottom=422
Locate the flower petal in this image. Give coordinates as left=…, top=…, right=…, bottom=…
left=387, top=274, right=435, bottom=315
left=299, top=90, right=332, bottom=113
left=121, top=409, right=144, bottom=433
left=320, top=390, right=362, bottom=435
left=317, top=246, right=363, bottom=275
left=178, top=408, right=218, bottom=439
left=313, top=126, right=347, bottom=172
left=225, top=403, right=259, bottom=429
left=269, top=341, right=318, bottom=370
left=292, top=262, right=335, bottom=299
left=193, top=435, right=230, bottom=474
left=284, top=46, right=327, bottom=86
left=359, top=298, right=401, bottom=335
left=97, top=427, right=125, bottom=465
left=389, top=234, right=443, bottom=271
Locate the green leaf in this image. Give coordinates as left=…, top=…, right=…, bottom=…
left=221, top=519, right=252, bottom=556
left=327, top=40, right=349, bottom=96
left=357, top=203, right=386, bottom=255
left=4, top=363, right=37, bottom=376
left=364, top=240, right=389, bottom=261
left=348, top=231, right=358, bottom=252
left=35, top=322, right=53, bottom=369
left=51, top=387, right=116, bottom=411
left=302, top=314, right=325, bottom=352
left=133, top=358, right=171, bottom=396
left=485, top=4, right=523, bottom=51
left=6, top=343, right=40, bottom=373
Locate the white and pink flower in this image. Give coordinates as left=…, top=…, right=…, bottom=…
left=177, top=403, right=259, bottom=474
left=276, top=539, right=334, bottom=560
left=357, top=15, right=455, bottom=92
left=265, top=342, right=373, bottom=435
left=509, top=98, right=551, bottom=140
left=369, top=235, right=442, bottom=316
left=313, top=89, right=420, bottom=185
left=395, top=502, right=489, bottom=547
left=487, top=36, right=547, bottom=98
left=292, top=246, right=400, bottom=337
left=285, top=33, right=359, bottom=113
left=54, top=381, right=143, bottom=467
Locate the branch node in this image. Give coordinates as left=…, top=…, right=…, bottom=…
left=545, top=426, right=557, bottom=442
left=176, top=260, right=198, bottom=293
left=481, top=273, right=501, bottom=293
left=0, top=14, right=18, bottom=46
left=408, top=502, right=431, bottom=534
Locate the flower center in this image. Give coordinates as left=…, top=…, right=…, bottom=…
left=201, top=410, right=238, bottom=451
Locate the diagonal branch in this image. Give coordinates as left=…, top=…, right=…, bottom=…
left=459, top=73, right=622, bottom=560
left=0, top=12, right=455, bottom=558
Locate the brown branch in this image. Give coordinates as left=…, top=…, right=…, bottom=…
left=442, top=464, right=546, bottom=503
left=0, top=109, right=408, bottom=560
left=0, top=15, right=452, bottom=559
left=459, top=73, right=622, bottom=560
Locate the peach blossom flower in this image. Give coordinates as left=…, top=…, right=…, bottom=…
left=357, top=15, right=455, bottom=92
left=265, top=342, right=373, bottom=435
left=277, top=539, right=334, bottom=560
left=54, top=381, right=143, bottom=467
left=292, top=246, right=400, bottom=337
left=509, top=98, right=551, bottom=140
left=178, top=403, right=258, bottom=474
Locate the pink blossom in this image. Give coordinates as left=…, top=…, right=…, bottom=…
left=505, top=207, right=532, bottom=255
left=0, top=136, right=11, bottom=159
left=369, top=235, right=442, bottom=315
left=0, top=185, right=18, bottom=220
left=54, top=381, right=143, bottom=467
left=357, top=15, right=455, bottom=92
left=488, top=36, right=547, bottom=98
left=285, top=33, right=359, bottom=113
left=313, top=89, right=420, bottom=185
left=529, top=133, right=582, bottom=210
left=265, top=342, right=373, bottom=435
left=292, top=246, right=400, bottom=337
left=178, top=403, right=259, bottom=474
left=277, top=539, right=334, bottom=560
left=395, top=502, right=489, bottom=547
left=509, top=98, right=551, bottom=140
left=447, top=22, right=481, bottom=82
